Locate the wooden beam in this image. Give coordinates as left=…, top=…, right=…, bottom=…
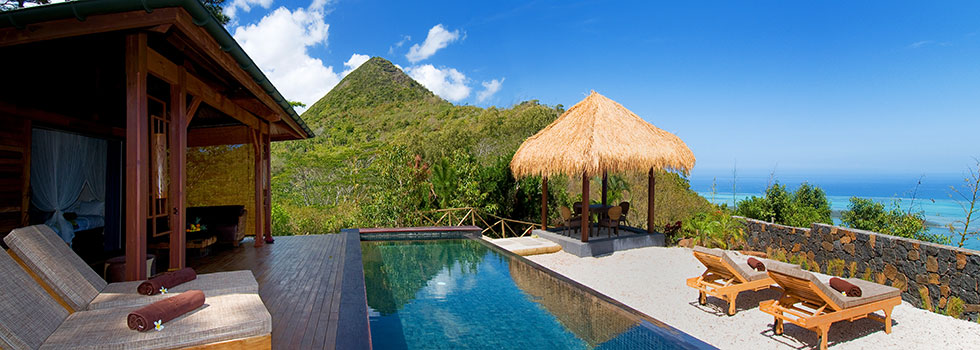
left=147, top=48, right=262, bottom=131
left=186, top=97, right=202, bottom=127
left=0, top=8, right=178, bottom=48
left=648, top=169, right=656, bottom=234
left=601, top=171, right=608, bottom=206
left=168, top=67, right=188, bottom=271
left=581, top=173, right=589, bottom=242
left=231, top=95, right=279, bottom=122
left=541, top=177, right=548, bottom=230
left=0, top=102, right=125, bottom=139
left=20, top=120, right=30, bottom=227
left=124, top=32, right=149, bottom=281
left=252, top=129, right=264, bottom=247
left=187, top=125, right=249, bottom=147
left=172, top=11, right=308, bottom=138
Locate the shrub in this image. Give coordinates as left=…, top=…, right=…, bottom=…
left=735, top=181, right=832, bottom=227
left=862, top=267, right=873, bottom=281
left=947, top=297, right=965, bottom=319
left=681, top=210, right=745, bottom=249
left=848, top=261, right=858, bottom=278
left=826, top=259, right=846, bottom=276
left=841, top=197, right=950, bottom=244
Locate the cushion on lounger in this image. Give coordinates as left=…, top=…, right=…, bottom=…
left=0, top=249, right=69, bottom=350
left=89, top=271, right=260, bottom=310
left=4, top=225, right=107, bottom=311
left=40, top=293, right=271, bottom=350
left=693, top=246, right=724, bottom=257
left=767, top=263, right=900, bottom=310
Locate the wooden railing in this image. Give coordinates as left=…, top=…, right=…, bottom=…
left=416, top=207, right=540, bottom=238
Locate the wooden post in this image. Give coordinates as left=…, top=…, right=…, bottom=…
left=263, top=130, right=272, bottom=242
left=168, top=67, right=187, bottom=271
left=581, top=172, right=590, bottom=242
left=648, top=168, right=656, bottom=233
left=601, top=171, right=608, bottom=206
left=253, top=129, right=264, bottom=247
left=125, top=33, right=149, bottom=281
left=541, top=176, right=548, bottom=230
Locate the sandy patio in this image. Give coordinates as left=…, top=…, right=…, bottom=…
left=525, top=246, right=980, bottom=349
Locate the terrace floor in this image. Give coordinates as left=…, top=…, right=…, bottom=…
left=189, top=232, right=370, bottom=350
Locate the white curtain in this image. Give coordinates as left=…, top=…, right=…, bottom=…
left=31, top=129, right=106, bottom=243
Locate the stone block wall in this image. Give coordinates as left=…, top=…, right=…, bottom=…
left=740, top=217, right=980, bottom=321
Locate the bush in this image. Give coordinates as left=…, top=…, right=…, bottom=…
left=841, top=197, right=950, bottom=244
left=681, top=210, right=745, bottom=249
left=735, top=181, right=831, bottom=227
left=947, top=296, right=965, bottom=319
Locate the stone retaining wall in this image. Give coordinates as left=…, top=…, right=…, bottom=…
left=740, top=217, right=980, bottom=321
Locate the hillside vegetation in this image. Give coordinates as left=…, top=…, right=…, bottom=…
left=270, top=57, right=711, bottom=235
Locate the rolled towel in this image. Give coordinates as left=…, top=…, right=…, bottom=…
left=747, top=257, right=765, bottom=271
left=127, top=290, right=205, bottom=332
left=829, top=277, right=862, bottom=297
left=137, top=267, right=197, bottom=295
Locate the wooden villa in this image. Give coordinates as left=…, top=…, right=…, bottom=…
left=0, top=0, right=313, bottom=281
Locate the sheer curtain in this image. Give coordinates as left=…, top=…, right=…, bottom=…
left=31, top=129, right=106, bottom=243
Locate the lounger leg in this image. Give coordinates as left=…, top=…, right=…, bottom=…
left=773, top=316, right=784, bottom=335
left=884, top=306, right=894, bottom=334
left=727, top=293, right=737, bottom=316
left=698, top=291, right=707, bottom=305
left=817, top=325, right=829, bottom=350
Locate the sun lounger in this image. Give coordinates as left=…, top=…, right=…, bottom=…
left=685, top=246, right=783, bottom=316
left=4, top=225, right=258, bottom=312
left=0, top=249, right=271, bottom=350
left=759, top=262, right=901, bottom=350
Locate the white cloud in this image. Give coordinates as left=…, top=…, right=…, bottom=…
left=233, top=6, right=340, bottom=111
left=388, top=35, right=411, bottom=55
left=476, top=78, right=504, bottom=103
left=342, top=54, right=371, bottom=76
left=223, top=0, right=274, bottom=19
left=405, top=64, right=471, bottom=102
left=406, top=24, right=460, bottom=63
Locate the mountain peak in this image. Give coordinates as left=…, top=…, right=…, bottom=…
left=304, top=57, right=439, bottom=118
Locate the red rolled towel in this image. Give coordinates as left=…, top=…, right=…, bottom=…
left=127, top=290, right=205, bottom=332
left=829, top=277, right=862, bottom=297
left=747, top=257, right=765, bottom=271
left=137, top=267, right=197, bottom=295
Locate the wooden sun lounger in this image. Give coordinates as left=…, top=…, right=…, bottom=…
left=759, top=263, right=901, bottom=350
left=0, top=248, right=271, bottom=350
left=685, top=246, right=779, bottom=316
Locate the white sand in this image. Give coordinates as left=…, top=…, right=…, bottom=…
left=526, top=247, right=980, bottom=349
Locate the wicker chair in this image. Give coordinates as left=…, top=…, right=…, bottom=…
left=618, top=202, right=630, bottom=226
left=559, top=206, right=582, bottom=237
left=599, top=206, right=622, bottom=237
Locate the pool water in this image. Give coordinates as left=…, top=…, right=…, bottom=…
left=361, top=239, right=713, bottom=349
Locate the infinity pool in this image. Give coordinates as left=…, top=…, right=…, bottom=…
left=361, top=238, right=713, bottom=349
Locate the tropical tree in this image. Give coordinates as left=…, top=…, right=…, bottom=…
left=948, top=159, right=980, bottom=247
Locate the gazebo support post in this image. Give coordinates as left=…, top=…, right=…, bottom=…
left=601, top=171, right=608, bottom=206
left=541, top=176, right=548, bottom=230
left=648, top=168, right=656, bottom=233
left=581, top=173, right=590, bottom=242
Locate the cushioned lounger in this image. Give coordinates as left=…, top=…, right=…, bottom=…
left=685, top=246, right=788, bottom=315
left=4, top=225, right=258, bottom=311
left=759, top=262, right=901, bottom=350
left=0, top=249, right=271, bottom=350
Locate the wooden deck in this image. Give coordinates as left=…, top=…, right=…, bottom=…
left=189, top=231, right=370, bottom=350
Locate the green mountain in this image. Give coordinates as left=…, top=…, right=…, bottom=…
left=270, top=57, right=710, bottom=235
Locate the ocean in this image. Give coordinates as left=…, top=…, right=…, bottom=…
left=688, top=172, right=978, bottom=251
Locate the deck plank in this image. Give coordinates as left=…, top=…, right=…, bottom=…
left=189, top=234, right=368, bottom=350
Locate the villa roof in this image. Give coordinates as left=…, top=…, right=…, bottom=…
left=510, top=91, right=695, bottom=178
left=0, top=0, right=313, bottom=139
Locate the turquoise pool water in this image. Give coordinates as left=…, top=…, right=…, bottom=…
left=361, top=239, right=713, bottom=349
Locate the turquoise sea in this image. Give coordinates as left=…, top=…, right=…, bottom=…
left=689, top=172, right=978, bottom=251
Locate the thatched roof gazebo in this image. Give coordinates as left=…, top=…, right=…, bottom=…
left=510, top=91, right=695, bottom=242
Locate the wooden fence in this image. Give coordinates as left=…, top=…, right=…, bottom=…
left=416, top=207, right=540, bottom=238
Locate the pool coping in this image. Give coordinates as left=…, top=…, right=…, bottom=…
left=337, top=229, right=372, bottom=350
left=352, top=227, right=717, bottom=350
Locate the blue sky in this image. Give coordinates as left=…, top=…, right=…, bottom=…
left=226, top=0, right=980, bottom=181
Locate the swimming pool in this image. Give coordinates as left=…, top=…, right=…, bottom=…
left=361, top=238, right=714, bottom=349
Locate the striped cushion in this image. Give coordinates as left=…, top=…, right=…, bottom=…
left=4, top=225, right=107, bottom=311
left=40, top=293, right=271, bottom=350
left=0, top=249, right=69, bottom=350
left=89, top=271, right=260, bottom=310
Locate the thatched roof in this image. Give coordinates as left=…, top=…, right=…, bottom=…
left=510, top=91, right=695, bottom=178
